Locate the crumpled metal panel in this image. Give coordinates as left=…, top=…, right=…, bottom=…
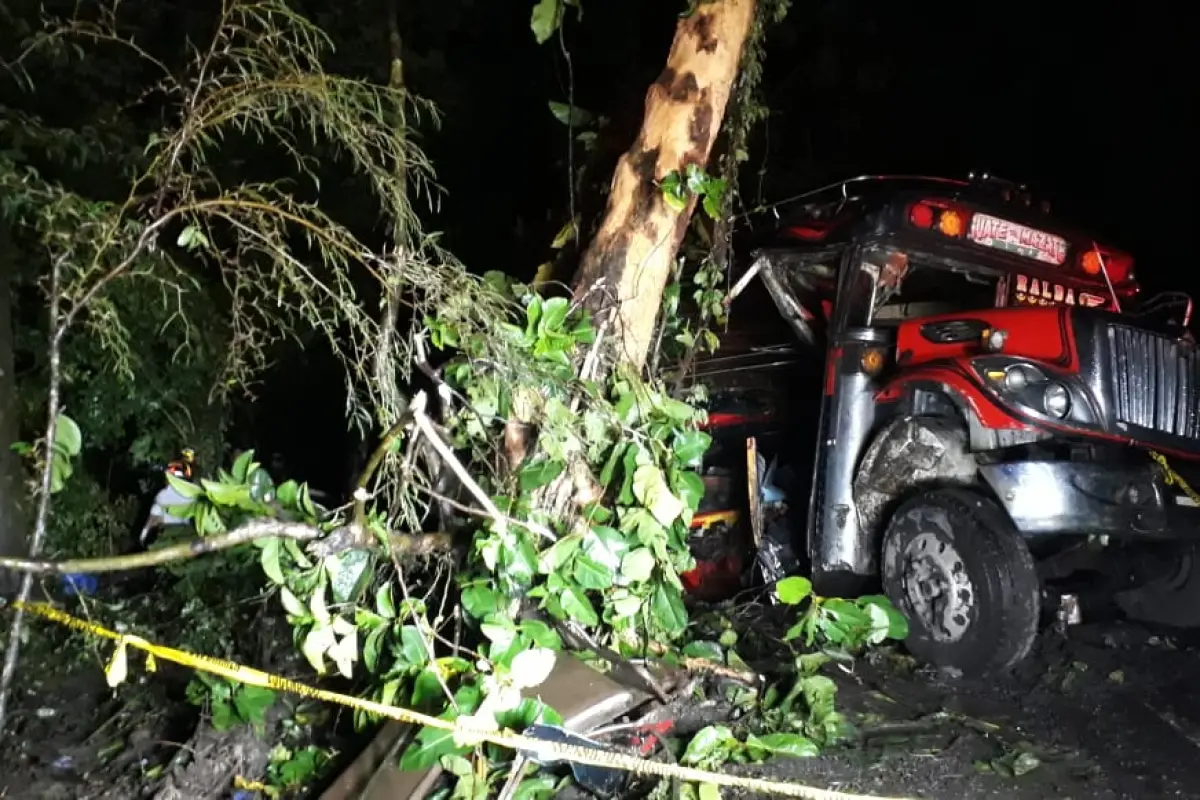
left=853, top=416, right=978, bottom=542
left=321, top=655, right=656, bottom=800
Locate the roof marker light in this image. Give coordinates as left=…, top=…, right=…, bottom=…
left=938, top=209, right=965, bottom=237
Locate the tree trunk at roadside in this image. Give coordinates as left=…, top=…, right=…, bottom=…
left=0, top=228, right=27, bottom=594
left=570, top=0, right=757, bottom=371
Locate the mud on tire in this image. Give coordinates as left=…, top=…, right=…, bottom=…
left=881, top=488, right=1040, bottom=675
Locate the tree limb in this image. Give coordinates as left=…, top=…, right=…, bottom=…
left=0, top=519, right=453, bottom=576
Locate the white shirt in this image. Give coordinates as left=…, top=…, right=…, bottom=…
left=150, top=484, right=193, bottom=526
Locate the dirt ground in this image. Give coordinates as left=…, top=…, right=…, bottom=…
left=721, top=617, right=1200, bottom=800
left=5, top=613, right=1200, bottom=799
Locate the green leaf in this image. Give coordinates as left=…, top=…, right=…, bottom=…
left=559, top=585, right=599, bottom=627
left=1012, top=751, right=1041, bottom=777
left=260, top=537, right=285, bottom=585
left=231, top=449, right=255, bottom=483
left=397, top=625, right=429, bottom=668
left=399, top=685, right=482, bottom=771
left=247, top=467, right=274, bottom=503
left=512, top=775, right=561, bottom=800
left=529, top=0, right=562, bottom=44
left=548, top=103, right=592, bottom=128
left=176, top=223, right=209, bottom=251
left=496, top=698, right=564, bottom=732
left=682, top=640, right=724, bottom=662
left=539, top=297, right=570, bottom=333
left=279, top=587, right=308, bottom=619
left=620, top=547, right=655, bottom=583
left=681, top=725, right=738, bottom=767
left=598, top=443, right=625, bottom=487
left=297, top=483, right=319, bottom=517
left=822, top=598, right=873, bottom=644
left=537, top=534, right=582, bottom=575
left=518, top=619, right=562, bottom=650
left=501, top=534, right=539, bottom=586
left=745, top=732, right=819, bottom=759
left=210, top=699, right=236, bottom=731
left=234, top=685, right=276, bottom=725
left=411, top=667, right=445, bottom=707
left=775, top=577, right=813, bottom=606
left=659, top=171, right=688, bottom=211
left=165, top=472, right=203, bottom=499
left=672, top=430, right=712, bottom=466
left=517, top=459, right=565, bottom=492
left=650, top=581, right=688, bottom=636
left=658, top=396, right=697, bottom=422
left=572, top=554, right=614, bottom=591
left=364, top=626, right=387, bottom=673
left=549, top=217, right=577, bottom=247
left=331, top=549, right=372, bottom=604
left=580, top=526, right=627, bottom=573
left=376, top=584, right=397, bottom=618
left=302, top=625, right=335, bottom=673
left=858, top=595, right=909, bottom=641
left=201, top=478, right=252, bottom=508
left=52, top=413, right=82, bottom=457
left=800, top=675, right=838, bottom=720
left=671, top=470, right=705, bottom=513
left=632, top=464, right=685, bottom=526
left=610, top=593, right=642, bottom=619
left=276, top=479, right=300, bottom=509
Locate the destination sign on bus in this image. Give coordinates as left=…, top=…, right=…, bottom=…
left=1013, top=274, right=1108, bottom=308
left=969, top=213, right=1068, bottom=266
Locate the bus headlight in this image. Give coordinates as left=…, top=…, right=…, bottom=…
left=1043, top=383, right=1071, bottom=418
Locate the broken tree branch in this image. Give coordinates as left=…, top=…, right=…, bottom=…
left=0, top=519, right=453, bottom=576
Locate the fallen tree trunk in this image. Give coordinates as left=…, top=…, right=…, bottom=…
left=570, top=0, right=757, bottom=370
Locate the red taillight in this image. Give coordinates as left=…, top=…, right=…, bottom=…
left=785, top=224, right=831, bottom=241
left=908, top=200, right=972, bottom=239
left=909, top=203, right=934, bottom=228
left=1078, top=246, right=1134, bottom=285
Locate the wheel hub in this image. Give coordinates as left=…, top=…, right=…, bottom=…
left=900, top=532, right=975, bottom=642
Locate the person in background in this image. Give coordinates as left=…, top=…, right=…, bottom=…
left=138, top=447, right=197, bottom=547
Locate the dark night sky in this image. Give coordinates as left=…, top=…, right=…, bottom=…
left=419, top=0, right=1190, bottom=283
left=263, top=0, right=1194, bottom=488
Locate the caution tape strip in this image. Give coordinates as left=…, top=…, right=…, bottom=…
left=8, top=601, right=910, bottom=800
left=1150, top=450, right=1200, bottom=507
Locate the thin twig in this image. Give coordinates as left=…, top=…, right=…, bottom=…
left=411, top=481, right=552, bottom=543
left=0, top=253, right=66, bottom=738
left=386, top=550, right=458, bottom=712
left=410, top=393, right=555, bottom=541
left=497, top=753, right=530, bottom=800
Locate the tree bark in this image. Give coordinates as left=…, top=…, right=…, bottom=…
left=0, top=227, right=26, bottom=595
left=570, top=0, right=757, bottom=370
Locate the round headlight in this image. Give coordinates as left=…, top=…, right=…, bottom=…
left=1004, top=366, right=1029, bottom=392
left=1044, top=383, right=1071, bottom=418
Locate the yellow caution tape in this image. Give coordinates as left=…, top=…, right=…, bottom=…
left=1150, top=450, right=1200, bottom=506
left=9, top=601, right=910, bottom=800
left=234, top=775, right=279, bottom=797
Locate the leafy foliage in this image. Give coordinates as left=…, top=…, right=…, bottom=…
left=434, top=282, right=709, bottom=654
left=775, top=577, right=909, bottom=650
left=185, top=673, right=278, bottom=733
